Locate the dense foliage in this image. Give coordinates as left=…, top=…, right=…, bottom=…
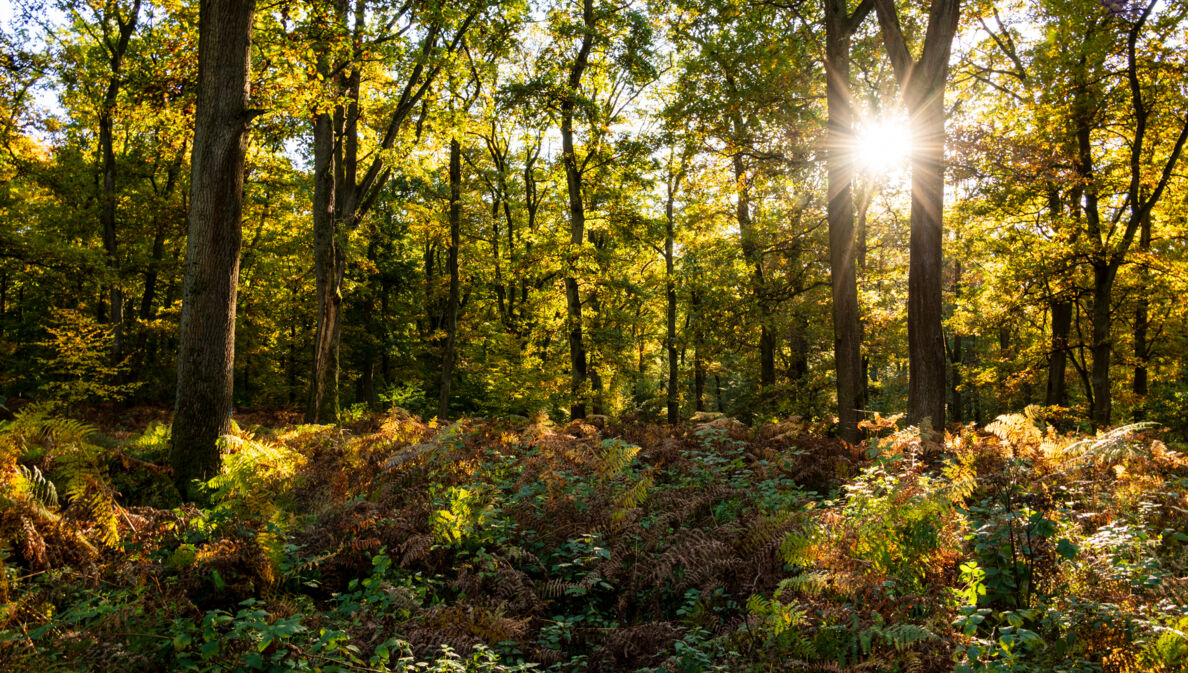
left=0, top=0, right=1184, bottom=431
left=3, top=0, right=1188, bottom=670
left=1, top=408, right=1186, bottom=671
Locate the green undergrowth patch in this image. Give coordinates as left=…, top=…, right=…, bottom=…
left=1, top=409, right=1186, bottom=672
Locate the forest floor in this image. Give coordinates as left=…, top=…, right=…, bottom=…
left=1, top=407, right=1187, bottom=672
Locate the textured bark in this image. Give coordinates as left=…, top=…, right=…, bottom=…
left=873, top=0, right=960, bottom=433
left=561, top=0, right=594, bottom=420
left=96, top=0, right=142, bottom=364
left=824, top=0, right=872, bottom=442
left=306, top=110, right=342, bottom=423
left=1045, top=299, right=1072, bottom=406
left=171, top=0, right=257, bottom=497
left=1133, top=207, right=1152, bottom=401
left=731, top=146, right=774, bottom=387
left=692, top=288, right=706, bottom=412
left=664, top=169, right=680, bottom=424
left=438, top=138, right=461, bottom=419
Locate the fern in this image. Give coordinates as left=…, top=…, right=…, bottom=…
left=612, top=471, right=653, bottom=523
left=18, top=464, right=58, bottom=509
left=595, top=439, right=641, bottom=478
left=1062, top=422, right=1157, bottom=465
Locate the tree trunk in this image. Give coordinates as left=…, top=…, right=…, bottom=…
left=96, top=0, right=141, bottom=366
left=665, top=177, right=679, bottom=424
left=306, top=110, right=343, bottom=424
left=692, top=287, right=706, bottom=412
left=1045, top=299, right=1072, bottom=406
left=1133, top=207, right=1151, bottom=401
left=904, top=88, right=947, bottom=432
left=824, top=0, right=870, bottom=442
left=872, top=0, right=958, bottom=434
left=1090, top=261, right=1114, bottom=426
left=438, top=138, right=461, bottom=419
left=732, top=148, right=774, bottom=387
left=171, top=0, right=257, bottom=498
left=561, top=0, right=594, bottom=420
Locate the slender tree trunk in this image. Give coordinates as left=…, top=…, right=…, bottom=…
left=692, top=287, right=706, bottom=412
left=665, top=178, right=679, bottom=424
left=171, top=0, right=257, bottom=497
left=1090, top=261, right=1114, bottom=425
left=95, top=0, right=141, bottom=365
left=824, top=0, right=870, bottom=442
left=732, top=149, right=774, bottom=387
left=1133, top=208, right=1151, bottom=401
left=306, top=110, right=343, bottom=423
left=438, top=138, right=461, bottom=419
left=561, top=0, right=594, bottom=419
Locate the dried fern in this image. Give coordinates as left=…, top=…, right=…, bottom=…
left=1062, top=422, right=1158, bottom=466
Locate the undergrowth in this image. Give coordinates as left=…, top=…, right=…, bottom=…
left=0, top=407, right=1185, bottom=672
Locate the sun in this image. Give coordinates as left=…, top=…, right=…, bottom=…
left=855, top=117, right=912, bottom=174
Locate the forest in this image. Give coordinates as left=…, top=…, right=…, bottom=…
left=1, top=0, right=1187, bottom=670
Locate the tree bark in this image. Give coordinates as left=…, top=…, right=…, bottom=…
left=306, top=109, right=343, bottom=423
left=664, top=168, right=679, bottom=424
left=1132, top=205, right=1152, bottom=401
left=872, top=0, right=959, bottom=433
left=824, top=0, right=871, bottom=442
left=95, top=0, right=142, bottom=365
left=438, top=138, right=462, bottom=419
left=561, top=0, right=594, bottom=419
left=1045, top=299, right=1072, bottom=406
left=171, top=0, right=257, bottom=498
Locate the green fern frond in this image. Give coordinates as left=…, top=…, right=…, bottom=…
left=612, top=472, right=653, bottom=523
left=17, top=464, right=59, bottom=509
left=879, top=623, right=939, bottom=652
left=595, top=439, right=641, bottom=478
left=778, top=571, right=830, bottom=597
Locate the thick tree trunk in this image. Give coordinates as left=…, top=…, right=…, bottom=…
left=873, top=0, right=958, bottom=434
left=904, top=90, right=947, bottom=432
left=171, top=0, right=257, bottom=498
left=1045, top=299, right=1072, bottom=406
left=438, top=138, right=461, bottom=419
left=824, top=0, right=869, bottom=442
left=561, top=0, right=594, bottom=420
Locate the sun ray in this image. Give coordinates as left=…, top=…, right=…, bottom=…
left=855, top=117, right=912, bottom=174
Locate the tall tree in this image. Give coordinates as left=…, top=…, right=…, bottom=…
left=1080, top=0, right=1187, bottom=425
left=871, top=0, right=960, bottom=432
left=823, top=0, right=873, bottom=442
left=560, top=0, right=595, bottom=420
left=306, top=0, right=483, bottom=423
left=171, top=0, right=258, bottom=496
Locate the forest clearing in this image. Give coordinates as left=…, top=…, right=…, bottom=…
left=2, top=0, right=1188, bottom=669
